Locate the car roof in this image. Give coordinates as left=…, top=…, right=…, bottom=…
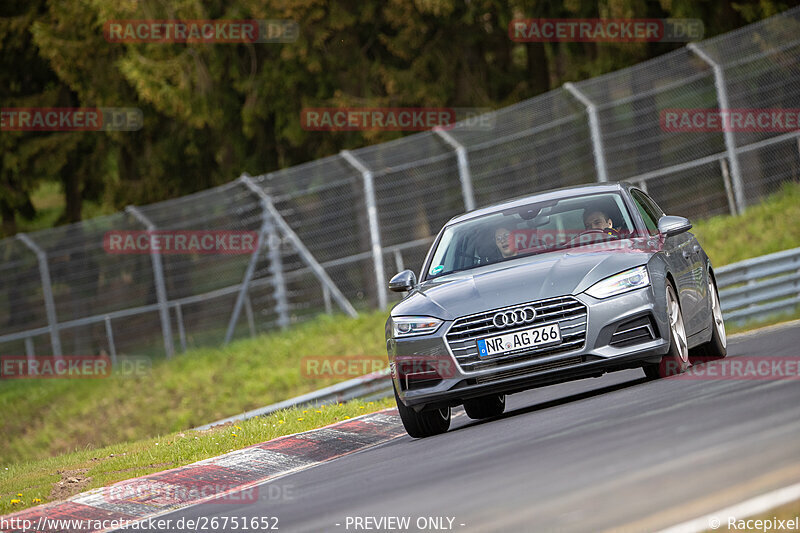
left=446, top=182, right=632, bottom=226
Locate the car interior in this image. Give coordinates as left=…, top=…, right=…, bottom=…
left=428, top=193, right=637, bottom=278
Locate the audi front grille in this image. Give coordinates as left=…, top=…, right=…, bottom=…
left=445, top=296, right=587, bottom=372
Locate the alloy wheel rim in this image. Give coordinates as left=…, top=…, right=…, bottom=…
left=709, top=279, right=727, bottom=348
left=668, top=288, right=689, bottom=363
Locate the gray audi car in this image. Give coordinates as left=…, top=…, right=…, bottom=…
left=385, top=182, right=727, bottom=438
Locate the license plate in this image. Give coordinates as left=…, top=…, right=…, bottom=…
left=477, top=323, right=561, bottom=357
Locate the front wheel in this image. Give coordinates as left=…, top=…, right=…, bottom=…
left=463, top=394, right=506, bottom=420
left=689, top=273, right=727, bottom=364
left=393, top=383, right=450, bottom=438
left=643, top=283, right=689, bottom=379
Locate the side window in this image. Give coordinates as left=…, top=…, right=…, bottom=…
left=639, top=191, right=665, bottom=219
left=631, top=190, right=659, bottom=235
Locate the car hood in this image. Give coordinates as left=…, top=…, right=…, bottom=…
left=392, top=248, right=653, bottom=320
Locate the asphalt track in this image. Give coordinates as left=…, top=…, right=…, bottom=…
left=120, top=322, right=800, bottom=533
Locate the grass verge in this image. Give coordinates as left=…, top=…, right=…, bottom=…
left=0, top=311, right=389, bottom=464
left=692, top=181, right=800, bottom=267
left=0, top=397, right=395, bottom=515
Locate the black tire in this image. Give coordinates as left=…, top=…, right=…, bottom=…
left=393, top=383, right=450, bottom=438
left=463, top=394, right=506, bottom=420
left=689, top=272, right=727, bottom=364
left=643, top=283, right=689, bottom=379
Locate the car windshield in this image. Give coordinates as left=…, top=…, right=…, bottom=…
left=425, top=192, right=636, bottom=279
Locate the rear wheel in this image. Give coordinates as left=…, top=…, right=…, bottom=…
left=689, top=273, right=727, bottom=364
left=463, top=394, right=506, bottom=420
left=393, top=383, right=450, bottom=438
left=643, top=283, right=689, bottom=379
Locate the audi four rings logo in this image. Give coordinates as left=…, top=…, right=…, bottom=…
left=492, top=306, right=537, bottom=328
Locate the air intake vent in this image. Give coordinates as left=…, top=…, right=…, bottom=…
left=610, top=315, right=657, bottom=347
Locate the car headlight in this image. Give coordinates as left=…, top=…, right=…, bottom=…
left=391, top=316, right=443, bottom=338
left=585, top=266, right=650, bottom=299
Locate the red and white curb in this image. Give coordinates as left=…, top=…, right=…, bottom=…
left=1, top=409, right=404, bottom=533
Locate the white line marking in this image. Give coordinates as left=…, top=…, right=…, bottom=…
left=658, top=481, right=800, bottom=533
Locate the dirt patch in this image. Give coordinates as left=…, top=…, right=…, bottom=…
left=49, top=469, right=92, bottom=501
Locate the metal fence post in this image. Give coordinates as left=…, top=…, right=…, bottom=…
left=794, top=249, right=800, bottom=301
left=226, top=175, right=289, bottom=344
left=266, top=224, right=290, bottom=329
left=255, top=185, right=358, bottom=318
left=16, top=233, right=62, bottom=358
left=688, top=43, right=746, bottom=215
left=564, top=83, right=609, bottom=183
left=243, top=294, right=257, bottom=338
left=24, top=337, right=35, bottom=363
left=174, top=303, right=188, bottom=352
left=104, top=315, right=117, bottom=367
left=125, top=206, right=175, bottom=358
left=322, top=286, right=332, bottom=314
left=340, top=150, right=389, bottom=310
left=720, top=158, right=738, bottom=216
left=393, top=249, right=404, bottom=274
left=434, top=127, right=476, bottom=211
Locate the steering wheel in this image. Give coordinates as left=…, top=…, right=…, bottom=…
left=567, top=228, right=609, bottom=245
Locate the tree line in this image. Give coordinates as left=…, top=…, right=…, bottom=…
left=0, top=0, right=793, bottom=236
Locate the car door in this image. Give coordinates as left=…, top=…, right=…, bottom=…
left=631, top=189, right=706, bottom=336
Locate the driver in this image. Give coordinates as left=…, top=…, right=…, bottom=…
left=583, top=209, right=619, bottom=236
left=494, top=226, right=517, bottom=258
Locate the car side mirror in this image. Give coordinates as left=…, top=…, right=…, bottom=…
left=389, top=269, right=417, bottom=292
left=657, top=215, right=692, bottom=237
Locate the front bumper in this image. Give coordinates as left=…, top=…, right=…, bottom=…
left=387, top=286, right=670, bottom=409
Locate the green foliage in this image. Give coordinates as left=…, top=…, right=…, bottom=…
left=692, top=181, right=800, bottom=267
left=1, top=0, right=786, bottom=235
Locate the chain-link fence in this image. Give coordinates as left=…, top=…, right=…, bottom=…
left=2, top=8, right=799, bottom=361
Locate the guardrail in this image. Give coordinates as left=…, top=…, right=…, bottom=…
left=194, top=369, right=393, bottom=430
left=716, top=247, right=800, bottom=325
